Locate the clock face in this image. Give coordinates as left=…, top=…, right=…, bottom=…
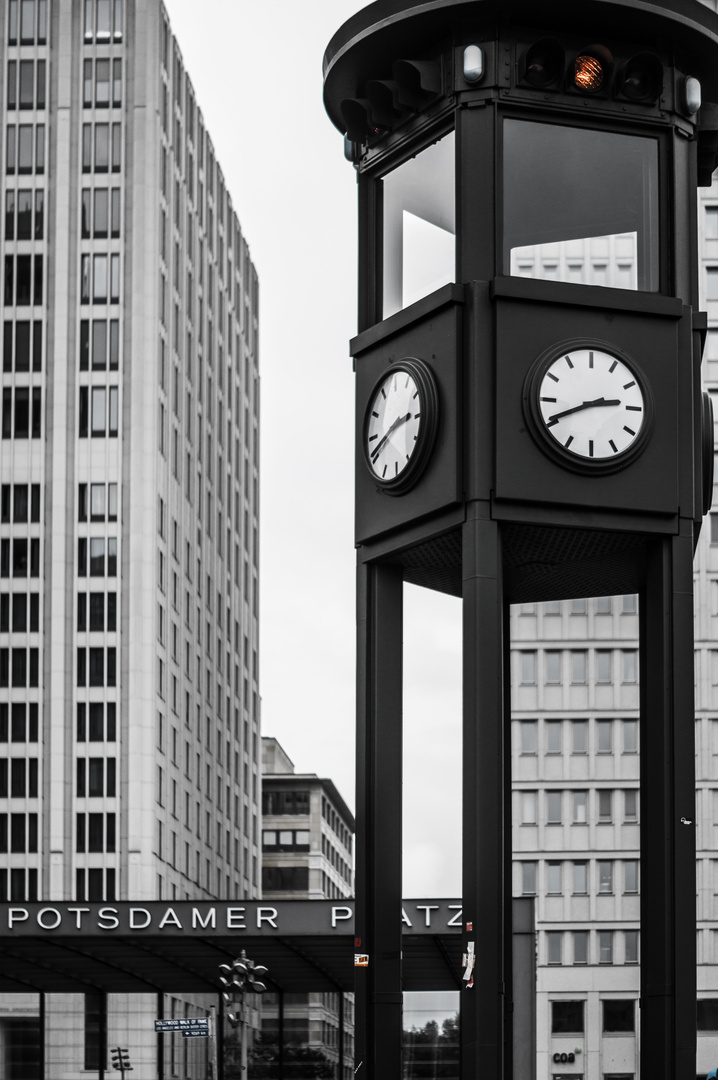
left=363, top=359, right=439, bottom=493
left=526, top=343, right=652, bottom=470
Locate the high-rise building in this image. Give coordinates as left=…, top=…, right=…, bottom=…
left=260, top=736, right=355, bottom=1079
left=0, top=0, right=260, bottom=1073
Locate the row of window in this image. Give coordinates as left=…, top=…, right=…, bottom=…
left=76, top=757, right=116, bottom=797
left=0, top=538, right=40, bottom=578
left=519, top=718, right=638, bottom=755
left=1, top=387, right=41, bottom=439
left=83, top=0, right=123, bottom=43
left=80, top=253, right=120, bottom=304
left=0, top=866, right=38, bottom=902
left=81, top=188, right=121, bottom=239
left=262, top=790, right=310, bottom=816
left=6, top=60, right=46, bottom=112
left=78, top=536, right=117, bottom=577
left=6, top=124, right=45, bottom=175
left=0, top=483, right=40, bottom=523
left=76, top=866, right=116, bottom=903
left=76, top=702, right=116, bottom=743
left=83, top=59, right=122, bottom=110
left=77, top=592, right=117, bottom=633
left=8, top=1, right=47, bottom=45
left=0, top=757, right=38, bottom=797
left=322, top=795, right=352, bottom=851
left=79, top=319, right=120, bottom=371
left=262, top=828, right=310, bottom=852
left=521, top=858, right=638, bottom=896
left=547, top=928, right=638, bottom=966
left=519, top=649, right=638, bottom=685
left=5, top=190, right=44, bottom=241
left=0, top=703, right=39, bottom=742
left=3, top=321, right=42, bottom=373
left=262, top=866, right=309, bottom=892
left=78, top=483, right=118, bottom=523
left=76, top=811, right=115, bottom=852
left=0, top=811, right=37, bottom=851
left=78, top=386, right=119, bottom=437
left=77, top=646, right=116, bottom=687
left=82, top=123, right=122, bottom=174
left=4, top=254, right=43, bottom=306
left=519, top=595, right=637, bottom=616
left=0, top=592, right=39, bottom=633
left=322, top=833, right=352, bottom=883
left=519, top=788, right=638, bottom=825
left=0, top=647, right=39, bottom=687
left=551, top=998, right=635, bottom=1033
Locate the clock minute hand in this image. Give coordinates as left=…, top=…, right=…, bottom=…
left=547, top=397, right=621, bottom=425
left=370, top=412, right=412, bottom=461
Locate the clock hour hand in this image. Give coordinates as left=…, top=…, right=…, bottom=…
left=547, top=397, right=621, bottom=425
left=370, top=412, right=412, bottom=461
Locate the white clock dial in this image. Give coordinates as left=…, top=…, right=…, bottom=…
left=366, top=369, right=422, bottom=481
left=537, top=348, right=646, bottom=460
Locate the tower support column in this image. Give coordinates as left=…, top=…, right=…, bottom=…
left=355, top=559, right=404, bottom=1079
left=640, top=528, right=697, bottom=1079
left=461, top=504, right=511, bottom=1079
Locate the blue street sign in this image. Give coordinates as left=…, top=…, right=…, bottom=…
left=706, top=1068, right=717, bottom=1079
left=154, top=1018, right=209, bottom=1032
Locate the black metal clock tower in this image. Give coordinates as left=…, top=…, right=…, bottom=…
left=324, top=1, right=718, bottom=1076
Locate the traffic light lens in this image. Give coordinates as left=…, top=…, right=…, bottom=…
left=524, top=44, right=562, bottom=87
left=574, top=53, right=604, bottom=92
left=621, top=54, right=662, bottom=102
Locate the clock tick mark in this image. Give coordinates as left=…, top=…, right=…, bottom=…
left=623, top=381, right=636, bottom=389
left=380, top=389, right=386, bottom=400
left=609, top=361, right=617, bottom=373
left=589, top=352, right=594, bottom=368
left=565, top=355, right=574, bottom=368
left=540, top=397, right=557, bottom=403
left=369, top=434, right=378, bottom=442
left=625, top=405, right=642, bottom=411
left=609, top=440, right=618, bottom=452
left=394, top=461, right=398, bottom=475
left=623, top=426, right=636, bottom=436
left=565, top=435, right=574, bottom=449
left=372, top=411, right=379, bottom=418
left=382, top=465, right=387, bottom=478
left=547, top=372, right=559, bottom=383
left=589, top=440, right=594, bottom=456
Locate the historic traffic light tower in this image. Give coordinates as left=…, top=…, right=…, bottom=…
left=323, top=1, right=718, bottom=1077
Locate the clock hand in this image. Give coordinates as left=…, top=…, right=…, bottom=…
left=370, top=412, right=412, bottom=461
left=547, top=397, right=622, bottom=425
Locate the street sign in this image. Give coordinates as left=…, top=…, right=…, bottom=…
left=182, top=1031, right=209, bottom=1039
left=154, top=1018, right=209, bottom=1033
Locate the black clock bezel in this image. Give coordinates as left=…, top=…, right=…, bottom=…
left=362, top=357, right=439, bottom=495
left=522, top=337, right=654, bottom=476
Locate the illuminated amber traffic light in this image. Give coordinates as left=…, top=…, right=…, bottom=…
left=573, top=52, right=606, bottom=92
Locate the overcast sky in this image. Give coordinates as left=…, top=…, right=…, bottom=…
left=165, top=0, right=462, bottom=897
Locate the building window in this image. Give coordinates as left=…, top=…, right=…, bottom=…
left=545, top=651, right=561, bottom=683
left=698, top=1000, right=718, bottom=1032
left=603, top=1000, right=634, bottom=1032
left=547, top=931, right=562, bottom=965
left=597, top=720, right=613, bottom=753
left=624, top=930, right=639, bottom=965
left=571, top=720, right=587, bottom=754
left=572, top=791, right=587, bottom=824
left=570, top=651, right=587, bottom=683
left=571, top=599, right=586, bottom=614
left=551, top=1001, right=584, bottom=1034
left=596, top=596, right=612, bottom=613
left=596, top=650, right=612, bottom=682
left=545, top=720, right=562, bottom=754
left=572, top=862, right=587, bottom=894
left=5, top=124, right=45, bottom=176
left=544, top=600, right=560, bottom=615
left=547, top=862, right=562, bottom=894
left=261, top=866, right=309, bottom=891
left=707, top=267, right=718, bottom=300
left=520, top=721, right=537, bottom=754
left=573, top=931, right=588, bottom=965
left=521, top=791, right=537, bottom=825
left=622, top=651, right=638, bottom=682
left=624, top=790, right=638, bottom=822
left=624, top=861, right=638, bottom=894
left=520, top=651, right=536, bottom=684
left=8, top=1, right=48, bottom=46
left=623, top=719, right=638, bottom=753
left=521, top=861, right=536, bottom=895
left=598, top=861, right=614, bottom=893
left=546, top=791, right=562, bottom=824
left=598, top=930, right=614, bottom=963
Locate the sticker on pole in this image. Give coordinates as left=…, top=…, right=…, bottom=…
left=354, top=953, right=369, bottom=967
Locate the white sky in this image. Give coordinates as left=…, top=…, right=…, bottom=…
left=165, top=0, right=462, bottom=897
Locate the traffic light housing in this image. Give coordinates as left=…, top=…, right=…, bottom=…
left=517, top=36, right=663, bottom=104
left=109, top=1047, right=132, bottom=1073
left=219, top=953, right=268, bottom=1027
